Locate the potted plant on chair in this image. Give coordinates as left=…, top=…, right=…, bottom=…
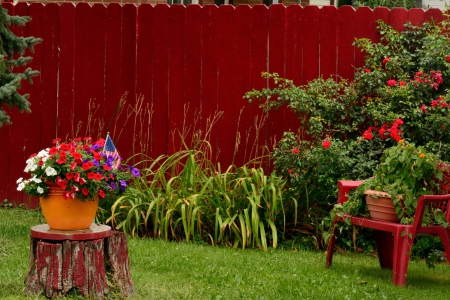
left=335, top=141, right=446, bottom=225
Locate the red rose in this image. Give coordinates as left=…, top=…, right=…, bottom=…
left=383, top=57, right=390, bottom=64
left=446, top=56, right=450, bottom=63
left=322, top=140, right=331, bottom=149
left=292, top=149, right=299, bottom=154
left=387, top=79, right=397, bottom=86
left=364, top=68, right=370, bottom=73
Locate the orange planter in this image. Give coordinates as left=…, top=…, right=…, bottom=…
left=40, top=185, right=99, bottom=230
left=364, top=190, right=400, bottom=223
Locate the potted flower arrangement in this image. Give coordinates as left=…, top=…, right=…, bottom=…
left=17, top=136, right=140, bottom=230
left=336, top=141, right=444, bottom=225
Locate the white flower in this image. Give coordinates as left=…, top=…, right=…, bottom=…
left=17, top=182, right=25, bottom=191
left=45, top=167, right=57, bottom=177
left=30, top=176, right=42, bottom=183
left=37, top=187, right=44, bottom=194
left=16, top=177, right=23, bottom=184
left=38, top=149, right=49, bottom=158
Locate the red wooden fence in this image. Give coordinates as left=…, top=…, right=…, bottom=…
left=0, top=3, right=445, bottom=207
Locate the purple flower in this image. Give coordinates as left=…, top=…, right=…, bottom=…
left=110, top=182, right=117, bottom=190
left=93, top=160, right=100, bottom=167
left=91, top=144, right=101, bottom=150
left=131, top=167, right=140, bottom=177
left=119, top=180, right=127, bottom=191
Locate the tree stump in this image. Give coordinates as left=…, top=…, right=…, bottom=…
left=24, top=224, right=135, bottom=299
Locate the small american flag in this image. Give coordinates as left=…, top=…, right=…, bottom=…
left=104, top=133, right=121, bottom=169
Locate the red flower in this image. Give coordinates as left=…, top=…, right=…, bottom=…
left=60, top=143, right=71, bottom=151
left=74, top=172, right=80, bottom=182
left=364, top=68, right=371, bottom=73
left=378, top=128, right=388, bottom=139
left=82, top=161, right=94, bottom=171
left=399, top=81, right=406, bottom=86
left=415, top=71, right=422, bottom=77
left=95, top=139, right=106, bottom=147
left=82, top=188, right=89, bottom=196
left=57, top=157, right=67, bottom=164
left=52, top=138, right=61, bottom=144
left=98, top=190, right=106, bottom=198
left=431, top=100, right=439, bottom=107
left=103, top=164, right=111, bottom=171
left=288, top=169, right=292, bottom=174
left=292, top=149, right=299, bottom=154
left=387, top=79, right=397, bottom=86
left=93, top=173, right=103, bottom=181
left=420, top=104, right=428, bottom=113
left=394, top=118, right=403, bottom=125
left=88, top=172, right=96, bottom=180
left=322, top=140, right=331, bottom=149
left=70, top=162, right=77, bottom=170
left=94, top=152, right=103, bottom=161
left=383, top=57, right=390, bottom=64
left=72, top=152, right=82, bottom=160
left=446, top=56, right=450, bottom=63
left=362, top=127, right=374, bottom=140
left=66, top=172, right=74, bottom=180
left=49, top=147, right=58, bottom=155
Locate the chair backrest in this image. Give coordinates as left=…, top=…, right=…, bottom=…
left=434, top=163, right=450, bottom=222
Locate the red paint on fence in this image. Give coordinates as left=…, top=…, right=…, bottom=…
left=1, top=4, right=446, bottom=207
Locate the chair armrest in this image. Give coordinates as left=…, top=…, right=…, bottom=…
left=413, top=194, right=450, bottom=227
left=337, top=180, right=365, bottom=204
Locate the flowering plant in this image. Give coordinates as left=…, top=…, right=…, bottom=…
left=17, top=137, right=140, bottom=201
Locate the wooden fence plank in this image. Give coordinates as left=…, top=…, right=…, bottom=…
left=249, top=4, right=269, bottom=163
left=152, top=4, right=170, bottom=158
left=88, top=3, right=107, bottom=140
left=268, top=4, right=286, bottom=152
left=408, top=8, right=424, bottom=26
left=184, top=4, right=202, bottom=153
left=286, top=5, right=303, bottom=86
left=104, top=3, right=122, bottom=139
left=217, top=4, right=235, bottom=168
left=136, top=4, right=153, bottom=159
left=73, top=3, right=91, bottom=137
left=40, top=3, right=59, bottom=145
left=424, top=8, right=443, bottom=23
left=320, top=5, right=338, bottom=80
left=168, top=4, right=186, bottom=155
left=337, top=5, right=355, bottom=81
left=58, top=3, right=75, bottom=139
left=302, top=5, right=320, bottom=83
left=354, top=6, right=374, bottom=69
left=390, top=8, right=408, bottom=32
left=201, top=4, right=219, bottom=159
left=372, top=7, right=389, bottom=43
left=22, top=2, right=45, bottom=208
left=119, top=4, right=137, bottom=158
left=234, top=4, right=252, bottom=167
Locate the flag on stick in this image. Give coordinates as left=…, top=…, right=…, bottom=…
left=104, top=133, right=121, bottom=169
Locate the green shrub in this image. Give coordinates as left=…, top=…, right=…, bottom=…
left=245, top=18, right=450, bottom=251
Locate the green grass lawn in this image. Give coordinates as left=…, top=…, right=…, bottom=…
left=1, top=208, right=449, bottom=299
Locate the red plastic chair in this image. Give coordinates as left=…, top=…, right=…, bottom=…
left=325, top=180, right=450, bottom=286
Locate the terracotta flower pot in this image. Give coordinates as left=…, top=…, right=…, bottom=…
left=364, top=190, right=400, bottom=223
left=39, top=184, right=99, bottom=230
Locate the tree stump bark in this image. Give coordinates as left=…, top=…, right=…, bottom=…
left=24, top=225, right=135, bottom=298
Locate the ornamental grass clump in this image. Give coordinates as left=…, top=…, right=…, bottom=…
left=17, top=137, right=140, bottom=201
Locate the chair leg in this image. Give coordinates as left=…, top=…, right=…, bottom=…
left=392, top=231, right=414, bottom=287
left=326, top=233, right=336, bottom=268
left=374, top=230, right=394, bottom=269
